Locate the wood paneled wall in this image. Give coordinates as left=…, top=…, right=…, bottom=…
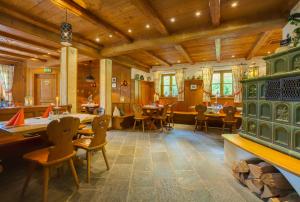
left=77, top=60, right=100, bottom=112
left=12, top=62, right=27, bottom=105
left=159, top=79, right=240, bottom=111
left=111, top=63, right=132, bottom=114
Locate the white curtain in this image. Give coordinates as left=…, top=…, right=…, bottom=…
left=153, top=71, right=161, bottom=101
left=0, top=65, right=14, bottom=103
left=175, top=69, right=185, bottom=101
left=202, top=67, right=213, bottom=103
left=232, top=66, right=244, bottom=103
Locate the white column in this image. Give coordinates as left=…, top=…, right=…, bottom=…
left=60, top=47, right=78, bottom=113
left=99, top=59, right=112, bottom=117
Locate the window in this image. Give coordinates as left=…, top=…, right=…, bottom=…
left=161, top=74, right=178, bottom=97
left=212, top=71, right=233, bottom=96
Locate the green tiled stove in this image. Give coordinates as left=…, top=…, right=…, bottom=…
left=241, top=46, right=300, bottom=159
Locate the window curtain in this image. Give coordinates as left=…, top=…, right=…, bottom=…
left=202, top=67, right=213, bottom=103
left=153, top=71, right=161, bottom=101
left=232, top=66, right=244, bottom=103
left=175, top=69, right=185, bottom=101
left=0, top=64, right=14, bottom=104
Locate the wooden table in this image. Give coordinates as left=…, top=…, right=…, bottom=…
left=0, top=113, right=95, bottom=136
left=142, top=105, right=164, bottom=130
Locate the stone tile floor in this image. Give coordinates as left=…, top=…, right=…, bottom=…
left=0, top=124, right=262, bottom=202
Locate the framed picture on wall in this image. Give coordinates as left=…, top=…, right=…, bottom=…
left=112, top=83, right=117, bottom=88
left=190, top=84, right=197, bottom=90
left=112, top=77, right=117, bottom=83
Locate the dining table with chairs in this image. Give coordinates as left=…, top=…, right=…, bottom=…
left=0, top=111, right=110, bottom=202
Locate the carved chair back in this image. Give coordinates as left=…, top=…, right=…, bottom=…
left=47, top=117, right=80, bottom=162
left=90, top=115, right=110, bottom=148
left=223, top=106, right=237, bottom=122
left=132, top=104, right=144, bottom=118
left=195, top=104, right=207, bottom=121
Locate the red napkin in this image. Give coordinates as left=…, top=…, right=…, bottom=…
left=6, top=108, right=24, bottom=126
left=42, top=105, right=53, bottom=118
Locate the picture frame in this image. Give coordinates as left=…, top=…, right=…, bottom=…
left=190, top=84, right=197, bottom=90
left=112, top=77, right=117, bottom=82
left=112, top=83, right=117, bottom=88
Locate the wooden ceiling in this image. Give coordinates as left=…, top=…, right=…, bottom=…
left=0, top=0, right=297, bottom=70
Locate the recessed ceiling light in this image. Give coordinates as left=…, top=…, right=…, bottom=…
left=170, top=17, right=176, bottom=23
left=267, top=51, right=271, bottom=54
left=232, top=55, right=235, bottom=58
left=95, top=37, right=100, bottom=42
left=128, top=29, right=132, bottom=33
left=145, top=24, right=150, bottom=29
left=195, top=11, right=201, bottom=17
left=231, top=1, right=238, bottom=8
left=109, top=34, right=113, bottom=38
left=177, top=60, right=181, bottom=63
left=47, top=52, right=51, bottom=55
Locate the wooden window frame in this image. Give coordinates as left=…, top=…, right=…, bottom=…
left=211, top=70, right=233, bottom=97
left=160, top=74, right=178, bottom=97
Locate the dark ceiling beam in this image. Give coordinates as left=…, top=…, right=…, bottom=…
left=101, top=18, right=286, bottom=57
left=174, top=45, right=194, bottom=64
left=131, top=0, right=169, bottom=35
left=0, top=1, right=98, bottom=49
left=0, top=42, right=59, bottom=60
left=209, top=0, right=221, bottom=26
left=0, top=50, right=46, bottom=62
left=0, top=12, right=101, bottom=58
left=111, top=56, right=150, bottom=72
left=247, top=31, right=274, bottom=60
left=51, top=0, right=132, bottom=42
left=141, top=50, right=171, bottom=67
left=0, top=56, right=24, bottom=63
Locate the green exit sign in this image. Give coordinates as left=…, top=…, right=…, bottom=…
left=44, top=67, right=52, bottom=73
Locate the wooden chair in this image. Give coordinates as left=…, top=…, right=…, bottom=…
left=73, top=115, right=110, bottom=183
left=21, top=117, right=80, bottom=202
left=132, top=104, right=149, bottom=133
left=152, top=105, right=168, bottom=132
left=194, top=104, right=208, bottom=133
left=166, top=103, right=176, bottom=128
left=222, top=106, right=238, bottom=133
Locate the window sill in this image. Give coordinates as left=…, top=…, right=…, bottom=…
left=211, top=96, right=234, bottom=98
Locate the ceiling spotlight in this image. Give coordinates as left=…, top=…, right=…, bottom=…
left=232, top=55, right=235, bottom=58
left=231, top=1, right=238, bottom=8
left=47, top=52, right=51, bottom=55
left=95, top=37, right=100, bottom=42
left=177, top=60, right=181, bottom=63
left=128, top=29, right=132, bottom=33
left=267, top=51, right=271, bottom=54
left=170, top=17, right=176, bottom=23
left=109, top=34, right=113, bottom=38
left=145, top=24, right=150, bottom=29
left=195, top=11, right=201, bottom=17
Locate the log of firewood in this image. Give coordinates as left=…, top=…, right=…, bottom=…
left=239, top=173, right=248, bottom=185
left=261, top=173, right=293, bottom=190
left=232, top=171, right=248, bottom=185
left=232, top=158, right=262, bottom=173
left=268, top=192, right=300, bottom=202
left=248, top=162, right=277, bottom=178
left=261, top=185, right=291, bottom=199
left=245, top=179, right=264, bottom=195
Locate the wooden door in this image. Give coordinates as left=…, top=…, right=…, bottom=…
left=34, top=74, right=57, bottom=105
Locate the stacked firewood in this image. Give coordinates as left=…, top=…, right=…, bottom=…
left=232, top=158, right=300, bottom=202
